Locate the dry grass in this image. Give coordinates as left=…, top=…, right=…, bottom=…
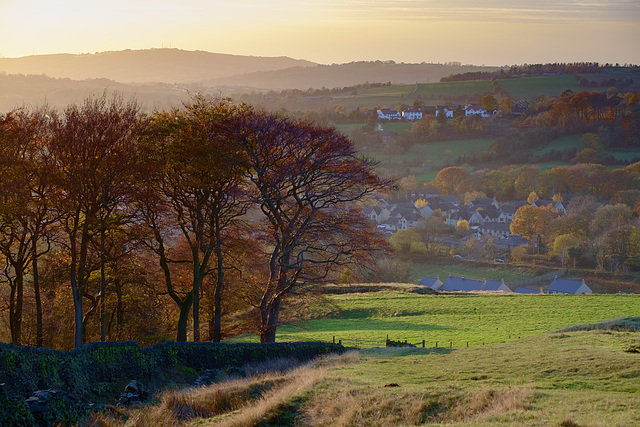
left=89, top=352, right=359, bottom=427
left=447, top=386, right=535, bottom=423
left=302, top=384, right=535, bottom=426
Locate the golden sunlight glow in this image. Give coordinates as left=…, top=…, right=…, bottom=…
left=1, top=0, right=638, bottom=64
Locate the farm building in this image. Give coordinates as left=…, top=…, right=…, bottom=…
left=546, top=278, right=592, bottom=294
left=418, top=276, right=442, bottom=291
left=440, top=275, right=484, bottom=292
left=482, top=279, right=511, bottom=292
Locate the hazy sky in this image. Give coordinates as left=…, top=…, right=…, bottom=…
left=2, top=0, right=639, bottom=65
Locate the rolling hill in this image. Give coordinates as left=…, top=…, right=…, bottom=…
left=0, top=48, right=316, bottom=84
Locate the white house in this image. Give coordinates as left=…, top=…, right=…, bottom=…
left=377, top=109, right=401, bottom=120
left=464, top=104, right=494, bottom=117
left=402, top=108, right=423, bottom=121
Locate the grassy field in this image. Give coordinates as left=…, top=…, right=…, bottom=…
left=414, top=80, right=494, bottom=99
left=110, top=315, right=640, bottom=426
left=497, top=75, right=582, bottom=100
left=334, top=84, right=417, bottom=109
left=365, top=137, right=494, bottom=168
left=273, top=292, right=640, bottom=348
left=332, top=80, right=495, bottom=109
left=533, top=134, right=584, bottom=156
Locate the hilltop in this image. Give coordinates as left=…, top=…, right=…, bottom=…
left=0, top=48, right=316, bottom=84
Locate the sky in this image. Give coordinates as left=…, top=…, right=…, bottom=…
left=1, top=0, right=639, bottom=66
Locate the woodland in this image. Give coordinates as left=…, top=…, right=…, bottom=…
left=0, top=94, right=391, bottom=350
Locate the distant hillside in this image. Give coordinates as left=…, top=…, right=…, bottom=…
left=204, top=61, right=501, bottom=90
left=0, top=73, right=190, bottom=112
left=0, top=48, right=316, bottom=83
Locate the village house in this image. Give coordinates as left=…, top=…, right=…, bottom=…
left=402, top=108, right=423, bottom=121
left=418, top=276, right=442, bottom=291
left=440, top=275, right=484, bottom=292
left=546, top=277, right=593, bottom=294
left=533, top=200, right=567, bottom=214
left=464, top=104, right=493, bottom=117
left=377, top=109, right=402, bottom=120
left=435, top=106, right=455, bottom=118
left=477, top=222, right=512, bottom=239
left=500, top=202, right=529, bottom=223
left=496, top=235, right=529, bottom=251
left=446, top=208, right=484, bottom=227
left=406, top=188, right=439, bottom=199
left=482, top=279, right=511, bottom=292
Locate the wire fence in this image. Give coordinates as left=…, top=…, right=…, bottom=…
left=279, top=334, right=522, bottom=349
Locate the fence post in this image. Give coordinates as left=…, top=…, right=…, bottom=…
left=422, top=340, right=425, bottom=348
left=338, top=339, right=342, bottom=346
left=467, top=342, right=469, bottom=348
left=450, top=341, right=452, bottom=349
left=333, top=336, right=335, bottom=344
left=435, top=341, right=438, bottom=348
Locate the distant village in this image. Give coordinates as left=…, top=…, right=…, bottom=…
left=376, top=103, right=499, bottom=122
left=363, top=190, right=594, bottom=295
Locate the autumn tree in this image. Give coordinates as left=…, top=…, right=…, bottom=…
left=456, top=220, right=470, bottom=237
left=434, top=166, right=469, bottom=195
left=0, top=107, right=60, bottom=346
left=552, top=234, right=583, bottom=267
left=138, top=97, right=250, bottom=342
left=510, top=204, right=558, bottom=252
left=48, top=94, right=145, bottom=348
left=414, top=211, right=451, bottom=258
left=235, top=112, right=391, bottom=342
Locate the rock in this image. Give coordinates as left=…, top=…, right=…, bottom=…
left=119, top=380, right=149, bottom=406
left=193, top=368, right=224, bottom=387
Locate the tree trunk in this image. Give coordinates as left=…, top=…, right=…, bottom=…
left=176, top=291, right=194, bottom=342
left=32, top=239, right=43, bottom=347
left=115, top=278, right=124, bottom=340
left=259, top=296, right=281, bottom=343
left=9, top=268, right=24, bottom=346
left=100, top=230, right=106, bottom=342
left=71, top=273, right=83, bottom=348
left=192, top=248, right=201, bottom=342
left=212, top=241, right=224, bottom=342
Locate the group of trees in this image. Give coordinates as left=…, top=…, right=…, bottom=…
left=0, top=94, right=390, bottom=349
left=427, top=162, right=640, bottom=203
left=509, top=198, right=640, bottom=272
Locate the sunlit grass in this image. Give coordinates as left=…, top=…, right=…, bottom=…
left=272, top=293, right=640, bottom=349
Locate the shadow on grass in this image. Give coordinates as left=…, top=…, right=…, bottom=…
left=284, top=316, right=453, bottom=333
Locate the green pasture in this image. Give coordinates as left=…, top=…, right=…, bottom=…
left=380, top=121, right=413, bottom=133
left=332, top=122, right=364, bottom=136
left=365, top=137, right=494, bottom=168
left=334, top=84, right=416, bottom=109
left=274, top=292, right=640, bottom=348
left=326, top=329, right=640, bottom=425
left=533, top=133, right=584, bottom=156
left=414, top=80, right=493, bottom=99
left=497, top=75, right=582, bottom=100
left=608, top=149, right=640, bottom=162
